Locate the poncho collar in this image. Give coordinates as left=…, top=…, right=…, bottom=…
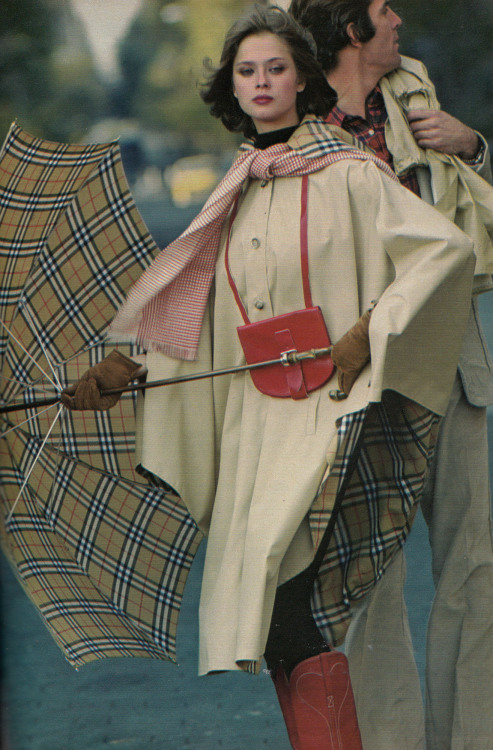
left=110, top=116, right=397, bottom=360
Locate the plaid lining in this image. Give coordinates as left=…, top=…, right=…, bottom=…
left=310, top=394, right=439, bottom=645
left=0, top=123, right=202, bottom=667
left=233, top=395, right=438, bottom=675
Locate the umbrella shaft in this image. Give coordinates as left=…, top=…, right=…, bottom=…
left=103, top=357, right=288, bottom=395
left=102, top=346, right=332, bottom=396
left=1, top=395, right=60, bottom=414
left=1, top=347, right=332, bottom=412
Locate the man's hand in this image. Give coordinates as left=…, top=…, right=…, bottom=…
left=407, top=109, right=480, bottom=160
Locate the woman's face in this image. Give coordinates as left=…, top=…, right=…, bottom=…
left=232, top=31, right=305, bottom=134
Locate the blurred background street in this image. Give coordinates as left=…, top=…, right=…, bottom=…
left=1, top=1, right=493, bottom=748
left=0, top=510, right=439, bottom=750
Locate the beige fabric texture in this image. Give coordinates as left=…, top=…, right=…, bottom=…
left=135, top=127, right=474, bottom=674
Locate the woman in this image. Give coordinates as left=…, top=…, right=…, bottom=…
left=63, top=6, right=474, bottom=749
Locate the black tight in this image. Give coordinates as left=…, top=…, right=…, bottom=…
left=264, top=412, right=368, bottom=679
left=264, top=562, right=330, bottom=678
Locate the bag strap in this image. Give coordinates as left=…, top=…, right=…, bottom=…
left=225, top=174, right=313, bottom=324
left=300, top=174, right=313, bottom=308
left=224, top=195, right=248, bottom=323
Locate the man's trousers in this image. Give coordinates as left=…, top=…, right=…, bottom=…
left=345, top=374, right=493, bottom=750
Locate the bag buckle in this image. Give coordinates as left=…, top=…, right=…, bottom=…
left=280, top=346, right=332, bottom=366
left=280, top=349, right=298, bottom=366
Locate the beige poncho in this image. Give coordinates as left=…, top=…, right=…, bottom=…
left=122, top=119, right=474, bottom=674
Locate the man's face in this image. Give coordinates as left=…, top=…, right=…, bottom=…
left=361, top=0, right=402, bottom=77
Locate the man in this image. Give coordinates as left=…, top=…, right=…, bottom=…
left=289, top=1, right=493, bottom=749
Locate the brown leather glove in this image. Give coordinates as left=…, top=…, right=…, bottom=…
left=331, top=309, right=372, bottom=396
left=61, top=349, right=142, bottom=411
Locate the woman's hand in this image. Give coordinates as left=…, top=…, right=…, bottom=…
left=61, top=349, right=146, bottom=411
left=331, top=309, right=372, bottom=395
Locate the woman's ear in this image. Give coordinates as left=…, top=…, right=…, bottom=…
left=296, top=77, right=306, bottom=93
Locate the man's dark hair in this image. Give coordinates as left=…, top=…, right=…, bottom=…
left=289, top=0, right=376, bottom=72
left=201, top=4, right=337, bottom=138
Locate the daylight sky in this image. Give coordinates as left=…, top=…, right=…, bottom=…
left=70, top=0, right=144, bottom=78
left=70, top=0, right=291, bottom=78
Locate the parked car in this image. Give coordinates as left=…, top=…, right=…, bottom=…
left=164, top=153, right=224, bottom=207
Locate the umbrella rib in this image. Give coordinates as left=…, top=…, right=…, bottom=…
left=22, top=306, right=63, bottom=390
left=0, top=403, right=59, bottom=439
left=5, top=404, right=63, bottom=523
left=1, top=373, right=57, bottom=397
left=1, top=373, right=51, bottom=389
left=0, top=319, right=60, bottom=390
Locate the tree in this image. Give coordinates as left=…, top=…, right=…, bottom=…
left=117, top=0, right=263, bottom=152
left=0, top=0, right=56, bottom=137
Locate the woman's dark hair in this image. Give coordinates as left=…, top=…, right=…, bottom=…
left=289, top=0, right=376, bottom=72
left=201, top=5, right=337, bottom=138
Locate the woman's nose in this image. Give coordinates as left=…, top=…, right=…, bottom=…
left=256, top=71, right=269, bottom=88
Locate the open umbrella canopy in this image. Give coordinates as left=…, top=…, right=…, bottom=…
left=0, top=123, right=201, bottom=668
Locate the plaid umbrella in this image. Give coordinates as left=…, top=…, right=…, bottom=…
left=0, top=122, right=201, bottom=668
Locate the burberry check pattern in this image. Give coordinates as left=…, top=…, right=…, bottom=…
left=110, top=116, right=398, bottom=359
left=327, top=88, right=422, bottom=196
left=243, top=396, right=439, bottom=675
left=0, top=122, right=440, bottom=671
left=0, top=123, right=201, bottom=667
left=310, top=394, right=439, bottom=646
left=4, top=428, right=198, bottom=666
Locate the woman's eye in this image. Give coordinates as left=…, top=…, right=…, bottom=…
left=238, top=68, right=254, bottom=76
left=270, top=66, right=285, bottom=74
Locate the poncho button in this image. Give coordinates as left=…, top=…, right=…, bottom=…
left=329, top=390, right=348, bottom=401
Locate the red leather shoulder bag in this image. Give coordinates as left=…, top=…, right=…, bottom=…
left=225, top=175, right=334, bottom=400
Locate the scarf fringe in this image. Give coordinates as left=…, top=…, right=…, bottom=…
left=108, top=330, right=197, bottom=361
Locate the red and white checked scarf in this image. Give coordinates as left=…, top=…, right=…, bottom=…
left=110, top=120, right=397, bottom=359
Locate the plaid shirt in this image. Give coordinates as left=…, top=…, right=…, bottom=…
left=327, top=87, right=421, bottom=196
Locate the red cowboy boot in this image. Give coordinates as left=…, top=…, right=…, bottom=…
left=288, top=651, right=363, bottom=750
left=272, top=665, right=300, bottom=750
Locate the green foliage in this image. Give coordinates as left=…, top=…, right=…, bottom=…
left=117, top=0, right=261, bottom=151
left=0, top=0, right=55, bottom=136
left=118, top=0, right=187, bottom=122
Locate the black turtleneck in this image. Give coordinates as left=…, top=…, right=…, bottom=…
left=253, top=123, right=299, bottom=150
